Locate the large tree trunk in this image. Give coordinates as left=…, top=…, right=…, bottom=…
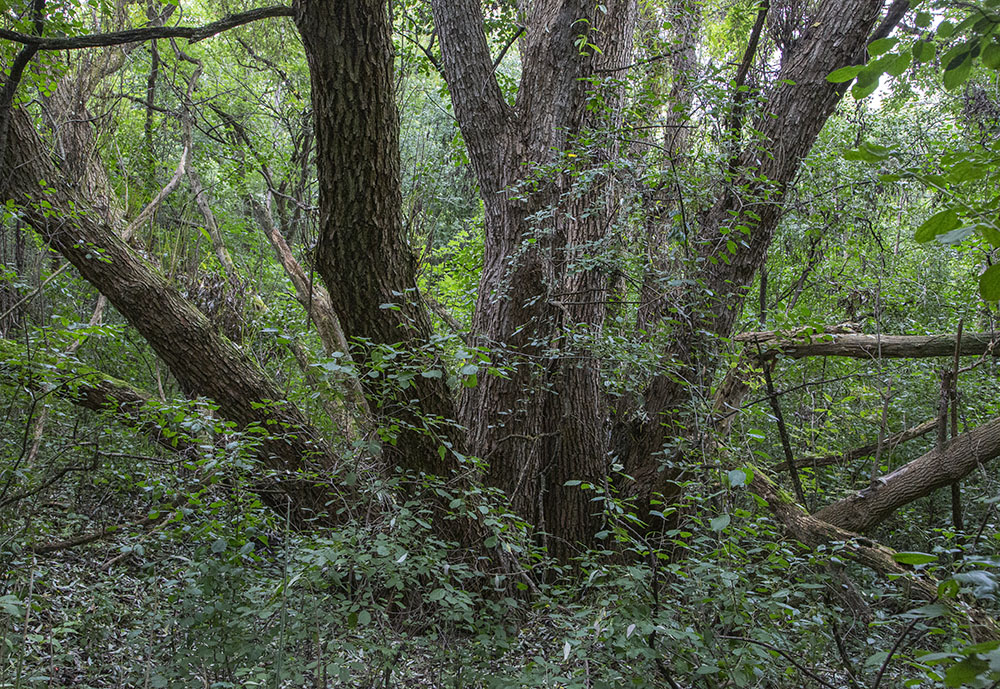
left=432, top=0, right=636, bottom=558
left=294, top=0, right=461, bottom=478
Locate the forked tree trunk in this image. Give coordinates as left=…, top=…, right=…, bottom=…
left=433, top=0, right=636, bottom=558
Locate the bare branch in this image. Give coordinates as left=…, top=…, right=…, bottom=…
left=0, top=5, right=293, bottom=51
left=737, top=329, right=1000, bottom=360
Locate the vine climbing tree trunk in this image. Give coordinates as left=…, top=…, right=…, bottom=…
left=432, top=0, right=636, bottom=558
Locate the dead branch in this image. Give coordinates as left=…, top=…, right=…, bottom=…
left=737, top=329, right=999, bottom=360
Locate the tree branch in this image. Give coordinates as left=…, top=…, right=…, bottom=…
left=814, top=414, right=1000, bottom=532
left=0, top=5, right=293, bottom=51
left=737, top=329, right=1000, bottom=360
left=785, top=416, right=938, bottom=470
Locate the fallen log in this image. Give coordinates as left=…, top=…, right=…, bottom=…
left=814, top=414, right=1000, bottom=533
left=737, top=329, right=999, bottom=360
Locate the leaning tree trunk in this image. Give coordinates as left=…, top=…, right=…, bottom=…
left=1, top=109, right=339, bottom=524
left=617, top=0, right=904, bottom=512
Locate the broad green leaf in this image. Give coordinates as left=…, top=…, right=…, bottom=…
left=937, top=21, right=955, bottom=39
left=827, top=64, right=864, bottom=83
left=914, top=40, right=936, bottom=63
left=727, top=468, right=747, bottom=487
left=945, top=656, right=989, bottom=688
left=946, top=160, right=987, bottom=183
left=984, top=41, right=1000, bottom=70
left=852, top=75, right=881, bottom=99
left=0, top=594, right=23, bottom=617
left=944, top=47, right=970, bottom=73
left=914, top=209, right=959, bottom=243
left=886, top=51, right=912, bottom=77
left=980, top=225, right=1000, bottom=249
left=844, top=142, right=892, bottom=163
left=915, top=11, right=932, bottom=28
left=893, top=551, right=938, bottom=565
left=979, top=264, right=1000, bottom=301
left=918, top=652, right=959, bottom=665
left=964, top=640, right=1000, bottom=655
left=939, top=578, right=961, bottom=599
left=936, top=225, right=978, bottom=245
left=901, top=602, right=949, bottom=618
left=868, top=38, right=898, bottom=57
left=944, top=57, right=973, bottom=90
left=710, top=514, right=731, bottom=532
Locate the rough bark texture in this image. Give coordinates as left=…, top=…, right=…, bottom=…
left=814, top=415, right=1000, bottom=532
left=433, top=0, right=635, bottom=558
left=738, top=329, right=1000, bottom=360
left=294, top=0, right=460, bottom=478
left=751, top=470, right=939, bottom=601
left=1, top=109, right=339, bottom=522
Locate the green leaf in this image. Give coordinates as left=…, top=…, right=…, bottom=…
left=915, top=11, right=932, bottom=28
left=727, top=469, right=747, bottom=488
left=913, top=40, right=936, bottom=63
left=945, top=656, right=989, bottom=687
left=852, top=65, right=882, bottom=99
left=936, top=225, right=978, bottom=245
left=867, top=38, right=898, bottom=57
left=984, top=41, right=1000, bottom=70
left=964, top=640, right=1000, bottom=655
left=914, top=209, right=960, bottom=243
left=937, top=21, right=955, bottom=39
left=844, top=142, right=892, bottom=163
left=428, top=588, right=447, bottom=602
left=893, top=551, right=938, bottom=565
left=980, top=225, right=1000, bottom=249
left=827, top=64, right=864, bottom=83
left=979, top=264, right=1000, bottom=301
left=901, top=602, right=948, bottom=618
left=211, top=538, right=227, bottom=553
left=710, top=514, right=731, bottom=532
left=939, top=578, right=961, bottom=599
left=886, top=51, right=912, bottom=77
left=943, top=57, right=973, bottom=90
left=0, top=594, right=23, bottom=617
left=357, top=610, right=371, bottom=626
